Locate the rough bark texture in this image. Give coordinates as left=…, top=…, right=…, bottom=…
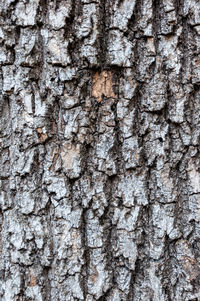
left=0, top=0, right=200, bottom=300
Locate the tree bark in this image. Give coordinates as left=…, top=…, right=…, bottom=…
left=0, top=0, right=200, bottom=300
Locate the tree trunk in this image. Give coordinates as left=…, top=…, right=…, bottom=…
left=0, top=0, right=200, bottom=300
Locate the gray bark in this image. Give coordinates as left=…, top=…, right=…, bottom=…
left=0, top=0, right=200, bottom=300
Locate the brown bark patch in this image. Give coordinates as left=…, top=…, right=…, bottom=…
left=37, top=127, right=47, bottom=142
left=50, top=153, right=59, bottom=172
left=72, top=230, right=78, bottom=256
left=91, top=266, right=99, bottom=283
left=60, top=143, right=80, bottom=171
left=92, top=71, right=117, bottom=102
left=28, top=274, right=37, bottom=287
left=182, top=256, right=200, bottom=282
